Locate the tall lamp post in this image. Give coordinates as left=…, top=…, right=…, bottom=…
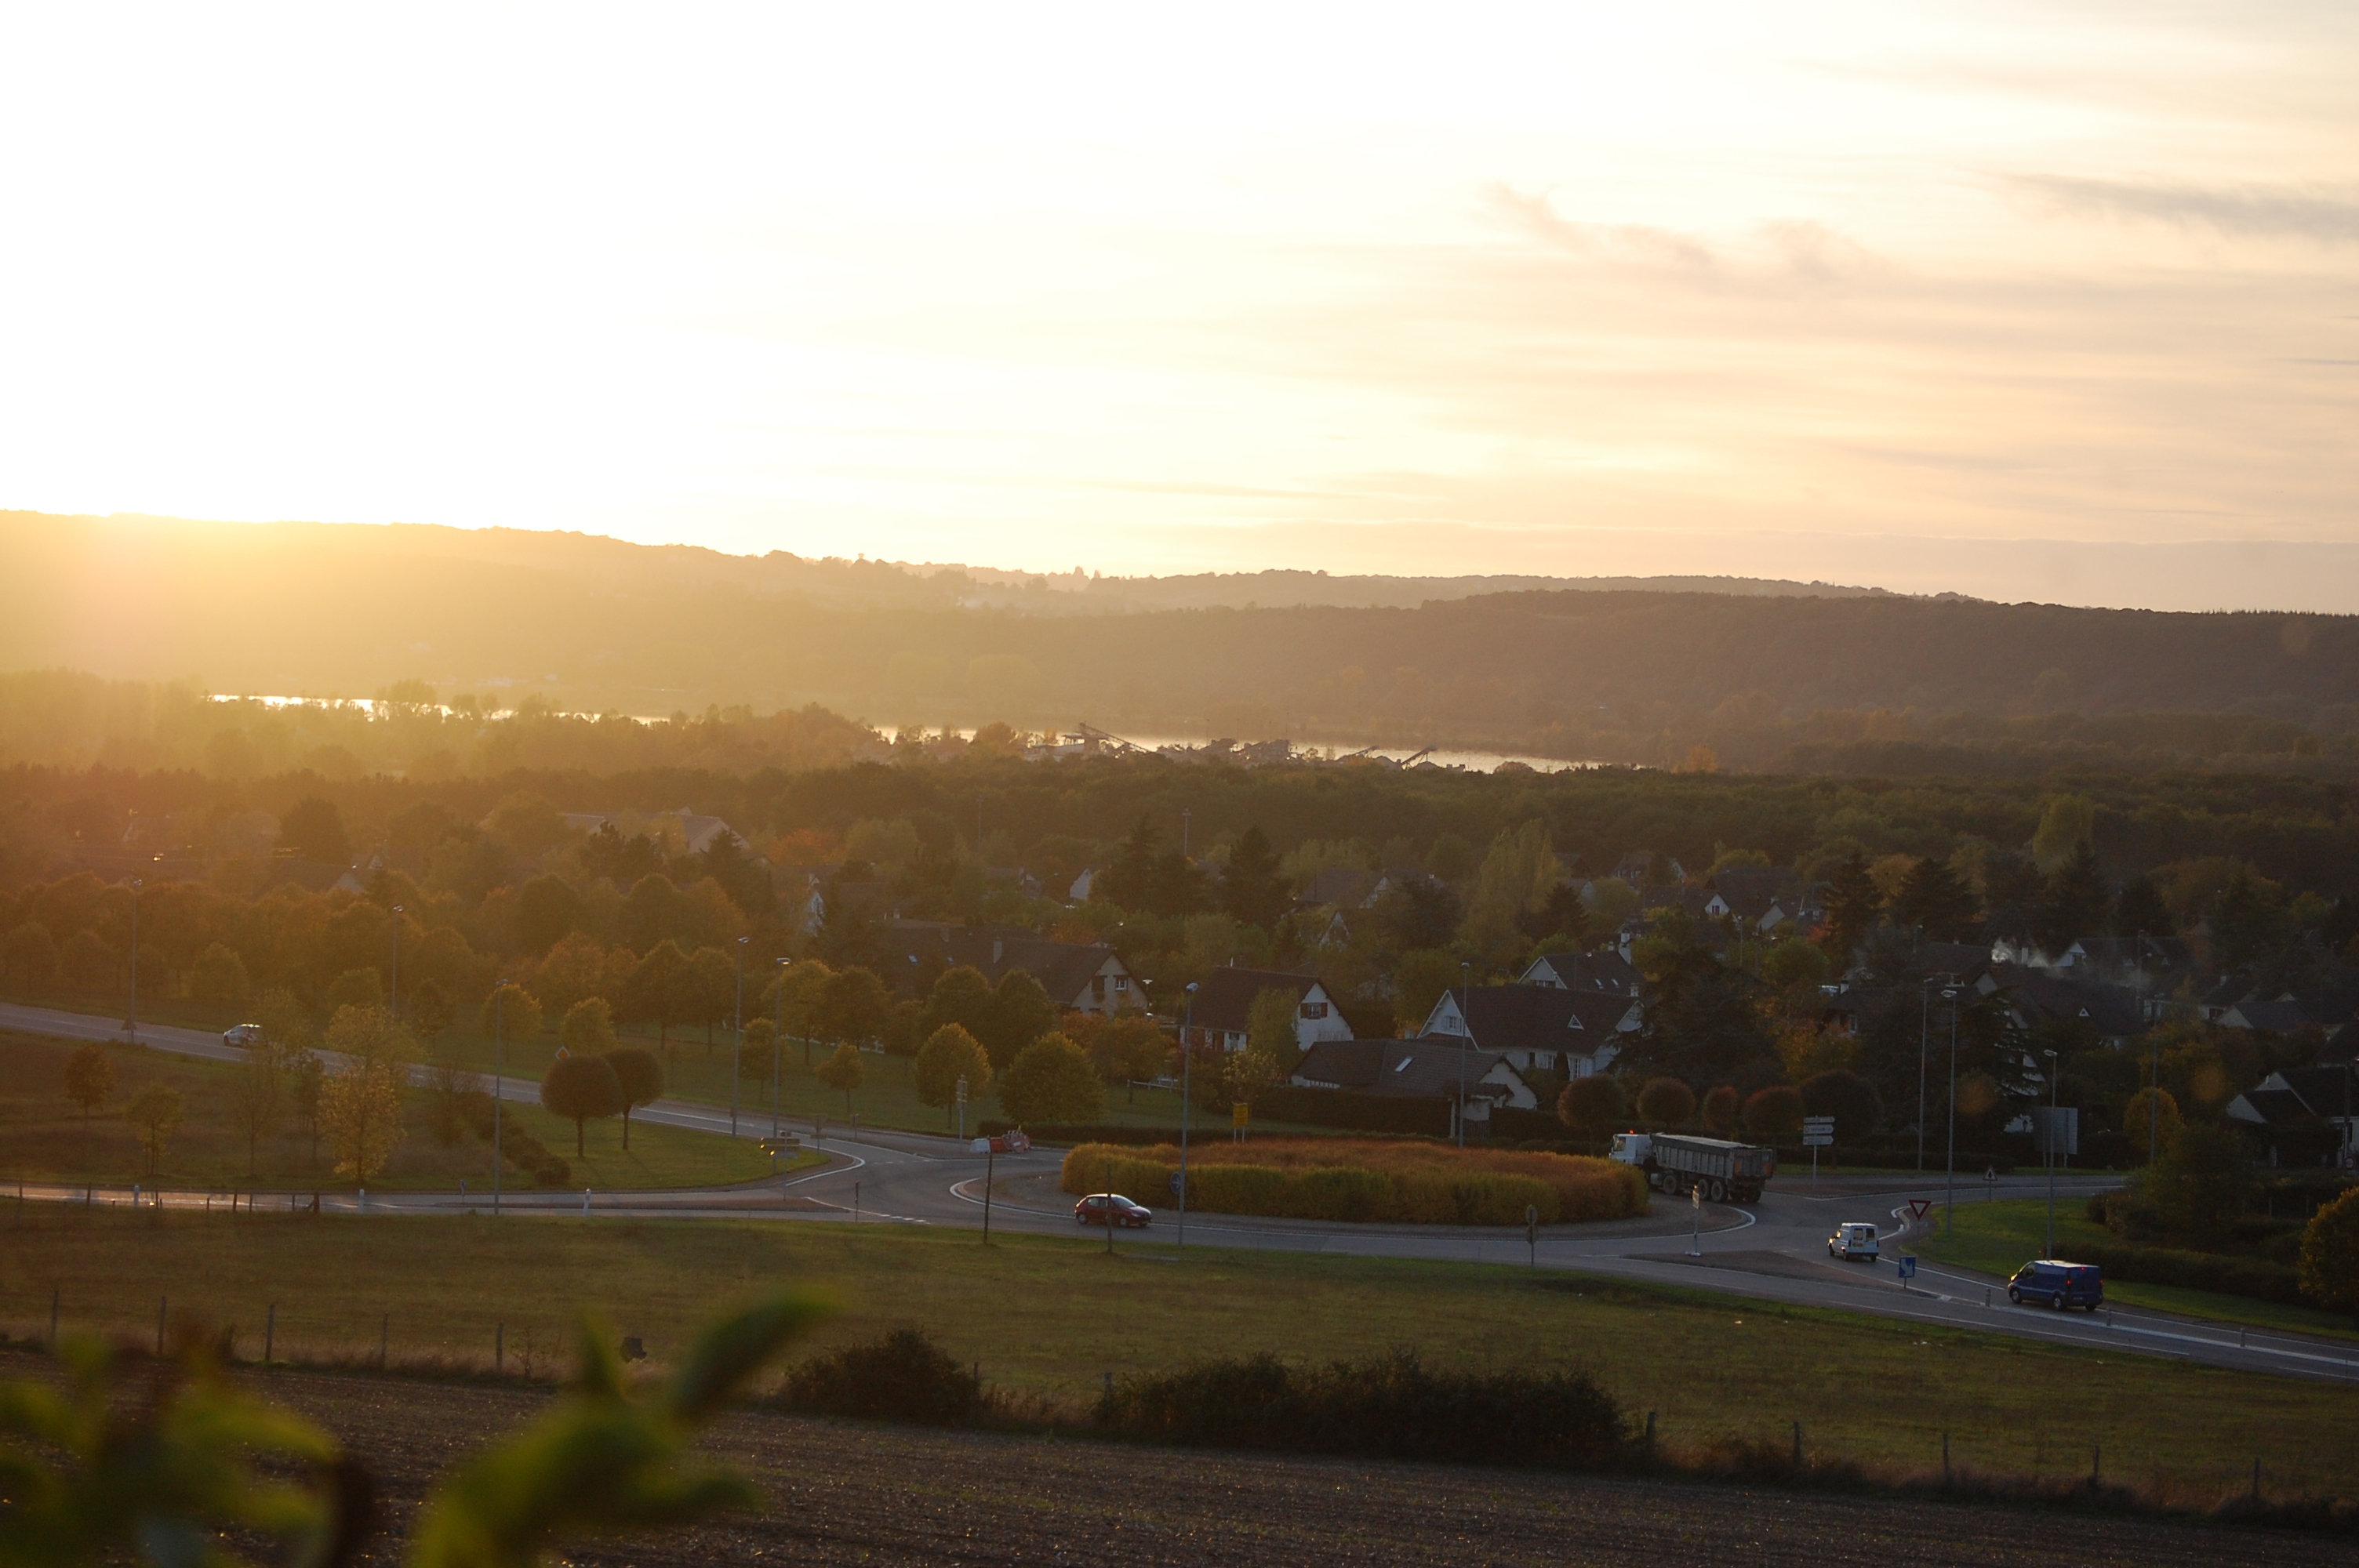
left=123, top=877, right=144, bottom=1039
left=1179, top=982, right=1198, bottom=1250
left=2041, top=1047, right=2061, bottom=1258
left=732, top=936, right=749, bottom=1135
left=389, top=904, right=405, bottom=1017
left=1916, top=978, right=1934, bottom=1173
left=1943, top=989, right=1959, bottom=1236
left=772, top=958, right=790, bottom=1138
left=492, top=979, right=508, bottom=1217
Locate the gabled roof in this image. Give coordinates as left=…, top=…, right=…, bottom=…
left=885, top=921, right=1125, bottom=1005
left=1523, top=949, right=1639, bottom=996
left=1293, top=1037, right=1521, bottom=1101
left=1984, top=965, right=2145, bottom=1036
left=1190, top=965, right=1329, bottom=1033
left=1296, top=867, right=1375, bottom=909
left=2222, top=999, right=2310, bottom=1035
left=1917, top=942, right=1997, bottom=982
left=2226, top=1087, right=2314, bottom=1128
left=1435, top=982, right=1633, bottom=1055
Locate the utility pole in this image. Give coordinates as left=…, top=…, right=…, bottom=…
left=773, top=958, right=789, bottom=1138
left=2042, top=1047, right=2060, bottom=1258
left=1179, top=982, right=1198, bottom=1250
left=1943, top=993, right=1958, bottom=1236
left=493, top=981, right=507, bottom=1217
left=390, top=904, right=404, bottom=1017
left=1917, top=979, right=1931, bottom=1173
left=124, top=877, right=143, bottom=1039
left=732, top=936, right=747, bottom=1135
left=1180, top=807, right=1191, bottom=859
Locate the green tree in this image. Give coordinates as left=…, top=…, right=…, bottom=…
left=817, top=964, right=893, bottom=1054
left=1558, top=1074, right=1625, bottom=1137
left=2122, top=1087, right=2184, bottom=1162
left=1461, top=820, right=1559, bottom=960
left=227, top=1036, right=286, bottom=1174
left=2030, top=793, right=2095, bottom=873
left=319, top=1061, right=403, bottom=1184
left=913, top=1023, right=992, bottom=1126
left=1067, top=1011, right=1169, bottom=1085
left=1391, top=949, right=1459, bottom=1034
left=1743, top=1084, right=1805, bottom=1138
left=620, top=939, right=691, bottom=1051
left=1099, top=816, right=1162, bottom=910
left=2, top=920, right=58, bottom=992
left=1799, top=1070, right=1881, bottom=1141
left=918, top=964, right=997, bottom=1041
left=562, top=996, right=620, bottom=1057
left=1636, top=1076, right=1694, bottom=1127
left=1700, top=1083, right=1740, bottom=1137
left=998, top=1033, right=1104, bottom=1123
left=188, top=941, right=251, bottom=1006
left=541, top=1053, right=626, bottom=1156
left=324, top=966, right=383, bottom=1015
left=2135, top=1122, right=2255, bottom=1246
left=816, top=1041, right=866, bottom=1115
left=407, top=976, right=453, bottom=1047
left=769, top=958, right=835, bottom=1067
left=2297, top=1185, right=2359, bottom=1318
left=1820, top=855, right=1881, bottom=962
left=124, top=1081, right=184, bottom=1174
left=605, top=1046, right=666, bottom=1149
left=61, top=1042, right=114, bottom=1118
left=1245, top=986, right=1303, bottom=1075
left=687, top=945, right=735, bottom=1054
left=1891, top=857, right=1977, bottom=943
left=2032, top=840, right=2108, bottom=954
left=1221, top=826, right=1291, bottom=931
left=979, top=968, right=1058, bottom=1069
left=740, top=1017, right=778, bottom=1082
left=1220, top=1046, right=1281, bottom=1127
left=480, top=982, right=545, bottom=1047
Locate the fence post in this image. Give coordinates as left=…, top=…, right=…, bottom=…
left=155, top=1296, right=166, bottom=1357
left=1645, top=1410, right=1657, bottom=1461
left=49, top=1285, right=59, bottom=1346
left=265, top=1304, right=275, bottom=1365
left=2091, top=1445, right=2100, bottom=1487
left=2251, top=1457, right=2261, bottom=1503
left=1942, top=1430, right=1950, bottom=1485
left=496, top=1322, right=504, bottom=1374
left=380, top=1314, right=389, bottom=1369
left=1791, top=1421, right=1803, bottom=1471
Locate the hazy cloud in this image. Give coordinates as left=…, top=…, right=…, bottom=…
left=2008, top=174, right=2359, bottom=243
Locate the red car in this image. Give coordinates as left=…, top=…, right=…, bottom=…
left=1074, top=1192, right=1153, bottom=1229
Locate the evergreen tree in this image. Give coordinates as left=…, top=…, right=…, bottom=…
left=1892, top=856, right=1978, bottom=942
left=1221, top=826, right=1290, bottom=932
left=1821, top=855, right=1881, bottom=962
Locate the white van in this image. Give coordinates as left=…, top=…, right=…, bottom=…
left=1828, top=1222, right=1881, bottom=1261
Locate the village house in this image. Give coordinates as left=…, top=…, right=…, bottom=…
left=887, top=921, right=1143, bottom=1015
left=1182, top=964, right=1357, bottom=1054
left=1419, top=982, right=1637, bottom=1079
left=1289, top=1037, right=1538, bottom=1138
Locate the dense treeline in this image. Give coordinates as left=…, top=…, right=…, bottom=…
left=5, top=514, right=2357, bottom=771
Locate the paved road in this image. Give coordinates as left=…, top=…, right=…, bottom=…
left=13, top=1000, right=2357, bottom=1384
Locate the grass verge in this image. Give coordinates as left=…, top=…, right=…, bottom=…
left=0, top=1030, right=774, bottom=1192
left=2, top=1206, right=2354, bottom=1504
left=1918, top=1198, right=2358, bottom=1340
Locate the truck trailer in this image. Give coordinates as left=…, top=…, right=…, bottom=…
left=1607, top=1131, right=1776, bottom=1203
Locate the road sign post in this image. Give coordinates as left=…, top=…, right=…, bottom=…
left=1688, top=1184, right=1702, bottom=1257
left=1802, top=1116, right=1834, bottom=1186
left=1525, top=1203, right=1538, bottom=1269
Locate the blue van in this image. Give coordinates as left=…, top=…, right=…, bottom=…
left=2007, top=1259, right=2103, bottom=1312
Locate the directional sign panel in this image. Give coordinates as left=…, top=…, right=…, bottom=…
left=1801, top=1116, right=1834, bottom=1147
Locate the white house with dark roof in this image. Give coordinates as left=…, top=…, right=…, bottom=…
left=1420, top=982, right=1637, bottom=1078
left=1183, top=965, right=1355, bottom=1054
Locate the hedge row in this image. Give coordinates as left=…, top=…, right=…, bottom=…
left=1096, top=1350, right=1628, bottom=1468
left=2070, top=1240, right=2309, bottom=1307
left=1060, top=1142, right=1647, bottom=1225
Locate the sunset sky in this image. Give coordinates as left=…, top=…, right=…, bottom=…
left=2, top=5, right=2353, bottom=608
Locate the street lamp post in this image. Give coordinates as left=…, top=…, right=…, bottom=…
left=732, top=937, right=748, bottom=1136
left=772, top=959, right=789, bottom=1138
left=1943, top=991, right=1958, bottom=1236
left=124, top=877, right=144, bottom=1039
left=493, top=980, right=507, bottom=1217
left=389, top=905, right=404, bottom=1017
left=1179, top=982, right=1198, bottom=1250
left=2042, top=1047, right=2061, bottom=1258
left=1917, top=979, right=1932, bottom=1173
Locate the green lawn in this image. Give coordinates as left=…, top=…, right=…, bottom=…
left=0, top=1031, right=775, bottom=1192
left=1917, top=1198, right=2357, bottom=1340
left=3, top=1210, right=2353, bottom=1504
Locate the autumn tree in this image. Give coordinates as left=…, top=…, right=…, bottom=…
left=817, top=965, right=893, bottom=1056
left=2298, top=1185, right=2359, bottom=1318
left=1636, top=1076, right=1694, bottom=1128
left=1245, top=987, right=1303, bottom=1075
left=998, top=1033, right=1104, bottom=1124
left=1558, top=1074, right=1626, bottom=1138
left=816, top=1042, right=866, bottom=1116
left=606, top=1046, right=665, bottom=1149
left=1700, top=1084, right=1740, bottom=1137
left=562, top=996, right=620, bottom=1057
left=188, top=942, right=251, bottom=1007
left=124, top=1082, right=184, bottom=1175
left=319, top=1004, right=416, bottom=1184
left=913, top=1024, right=992, bottom=1127
left=62, top=1042, right=114, bottom=1118
left=1742, top=1084, right=1805, bottom=1139
left=479, top=983, right=544, bottom=1047
left=541, top=1053, right=625, bottom=1156
left=620, top=939, right=691, bottom=1051
left=227, top=1036, right=287, bottom=1174
left=769, top=958, right=835, bottom=1067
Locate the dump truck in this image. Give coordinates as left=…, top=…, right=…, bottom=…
left=1607, top=1131, right=1776, bottom=1203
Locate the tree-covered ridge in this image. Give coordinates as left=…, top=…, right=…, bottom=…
left=3, top=513, right=2355, bottom=771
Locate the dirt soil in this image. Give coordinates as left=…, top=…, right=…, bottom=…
left=194, top=1364, right=2339, bottom=1566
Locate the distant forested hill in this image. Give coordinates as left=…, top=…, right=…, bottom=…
left=2, top=512, right=2353, bottom=773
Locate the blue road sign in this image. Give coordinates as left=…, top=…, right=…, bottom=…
left=1169, top=1171, right=1185, bottom=1196
left=1897, top=1255, right=1918, bottom=1280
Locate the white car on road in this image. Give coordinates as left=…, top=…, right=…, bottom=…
left=1828, top=1222, right=1881, bottom=1261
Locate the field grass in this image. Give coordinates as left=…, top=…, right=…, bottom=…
left=1916, top=1199, right=2359, bottom=1341
left=3, top=1208, right=2354, bottom=1503
left=0, top=1031, right=773, bottom=1192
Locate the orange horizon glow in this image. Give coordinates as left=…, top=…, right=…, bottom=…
left=0, top=5, right=2353, bottom=610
